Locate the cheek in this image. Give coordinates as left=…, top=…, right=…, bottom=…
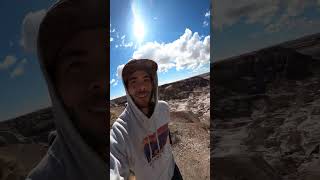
left=147, top=83, right=153, bottom=91
left=128, top=86, right=136, bottom=95
left=57, top=80, right=88, bottom=108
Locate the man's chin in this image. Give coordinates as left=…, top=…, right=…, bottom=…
left=135, top=101, right=149, bottom=108
left=133, top=97, right=149, bottom=106
left=81, top=128, right=107, bottom=147
left=66, top=108, right=107, bottom=146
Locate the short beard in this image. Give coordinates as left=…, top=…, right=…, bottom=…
left=67, top=108, right=107, bottom=150
left=134, top=91, right=155, bottom=117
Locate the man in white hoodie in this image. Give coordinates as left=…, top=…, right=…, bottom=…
left=110, top=59, right=183, bottom=180
left=27, top=0, right=108, bottom=179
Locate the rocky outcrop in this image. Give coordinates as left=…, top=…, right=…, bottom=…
left=213, top=47, right=315, bottom=95
left=212, top=154, right=281, bottom=180
left=110, top=72, right=210, bottom=106
left=159, top=73, right=210, bottom=101
left=0, top=107, right=55, bottom=144
left=0, top=144, right=48, bottom=180
left=212, top=33, right=320, bottom=180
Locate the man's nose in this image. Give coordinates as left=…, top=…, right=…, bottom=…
left=88, top=77, right=108, bottom=96
left=137, top=82, right=147, bottom=91
left=88, top=62, right=108, bottom=94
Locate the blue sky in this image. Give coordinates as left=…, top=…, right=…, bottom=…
left=110, top=0, right=210, bottom=99
left=212, top=1, right=320, bottom=61
left=2, top=1, right=320, bottom=120
left=0, top=0, right=55, bottom=121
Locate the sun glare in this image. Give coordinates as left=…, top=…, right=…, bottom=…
left=132, top=3, right=146, bottom=43
left=134, top=18, right=145, bottom=42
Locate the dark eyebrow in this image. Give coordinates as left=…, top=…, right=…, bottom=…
left=129, top=77, right=137, bottom=81
left=58, top=49, right=88, bottom=59
left=129, top=74, right=151, bottom=81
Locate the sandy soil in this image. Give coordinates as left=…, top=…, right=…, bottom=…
left=110, top=86, right=210, bottom=180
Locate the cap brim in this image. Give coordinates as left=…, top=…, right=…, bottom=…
left=122, top=59, right=158, bottom=80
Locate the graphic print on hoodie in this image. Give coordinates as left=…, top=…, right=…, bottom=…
left=110, top=60, right=176, bottom=180
left=143, top=123, right=170, bottom=163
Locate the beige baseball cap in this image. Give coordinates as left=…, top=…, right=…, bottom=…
left=37, top=0, right=107, bottom=75
left=122, top=59, right=158, bottom=85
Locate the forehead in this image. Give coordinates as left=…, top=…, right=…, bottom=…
left=58, top=28, right=106, bottom=60
left=54, top=28, right=107, bottom=68
left=128, top=70, right=150, bottom=80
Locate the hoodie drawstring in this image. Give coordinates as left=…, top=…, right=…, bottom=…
left=155, top=131, right=161, bottom=153
left=147, top=120, right=161, bottom=164
left=152, top=117, right=161, bottom=155
left=147, top=136, right=152, bottom=162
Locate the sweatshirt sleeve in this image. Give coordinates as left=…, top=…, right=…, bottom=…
left=110, top=120, right=130, bottom=180
left=26, top=152, right=66, bottom=180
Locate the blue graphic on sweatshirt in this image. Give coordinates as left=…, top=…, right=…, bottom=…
left=143, top=123, right=169, bottom=163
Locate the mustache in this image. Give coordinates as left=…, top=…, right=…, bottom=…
left=136, top=91, right=151, bottom=95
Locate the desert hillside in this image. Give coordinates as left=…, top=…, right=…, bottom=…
left=0, top=72, right=210, bottom=180
left=0, top=108, right=53, bottom=179
left=111, top=72, right=210, bottom=180
left=212, top=33, right=320, bottom=180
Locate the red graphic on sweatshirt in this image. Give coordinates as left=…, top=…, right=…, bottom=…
left=143, top=123, right=169, bottom=162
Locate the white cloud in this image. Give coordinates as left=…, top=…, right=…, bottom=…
left=110, top=79, right=119, bottom=87
left=128, top=28, right=210, bottom=72
left=120, top=41, right=133, bottom=48
left=111, top=30, right=133, bottom=48
left=212, top=0, right=319, bottom=30
left=203, top=10, right=210, bottom=28
left=205, top=10, right=210, bottom=17
left=203, top=21, right=209, bottom=27
left=213, top=1, right=278, bottom=29
left=110, top=24, right=116, bottom=33
left=20, top=9, right=47, bottom=53
left=153, top=17, right=158, bottom=20
left=264, top=1, right=319, bottom=33
left=117, top=35, right=134, bottom=48
left=0, top=55, right=17, bottom=70
left=110, top=78, right=119, bottom=86
left=10, top=58, right=27, bottom=78
left=265, top=17, right=320, bottom=34
left=117, top=64, right=125, bottom=78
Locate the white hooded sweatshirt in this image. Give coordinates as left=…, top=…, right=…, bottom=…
left=27, top=44, right=108, bottom=180
left=27, top=0, right=108, bottom=179
left=110, top=65, right=175, bottom=180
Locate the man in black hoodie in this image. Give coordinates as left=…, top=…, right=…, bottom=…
left=27, top=0, right=108, bottom=179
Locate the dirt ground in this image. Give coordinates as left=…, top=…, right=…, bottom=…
left=110, top=104, right=210, bottom=180
left=0, top=144, right=48, bottom=180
